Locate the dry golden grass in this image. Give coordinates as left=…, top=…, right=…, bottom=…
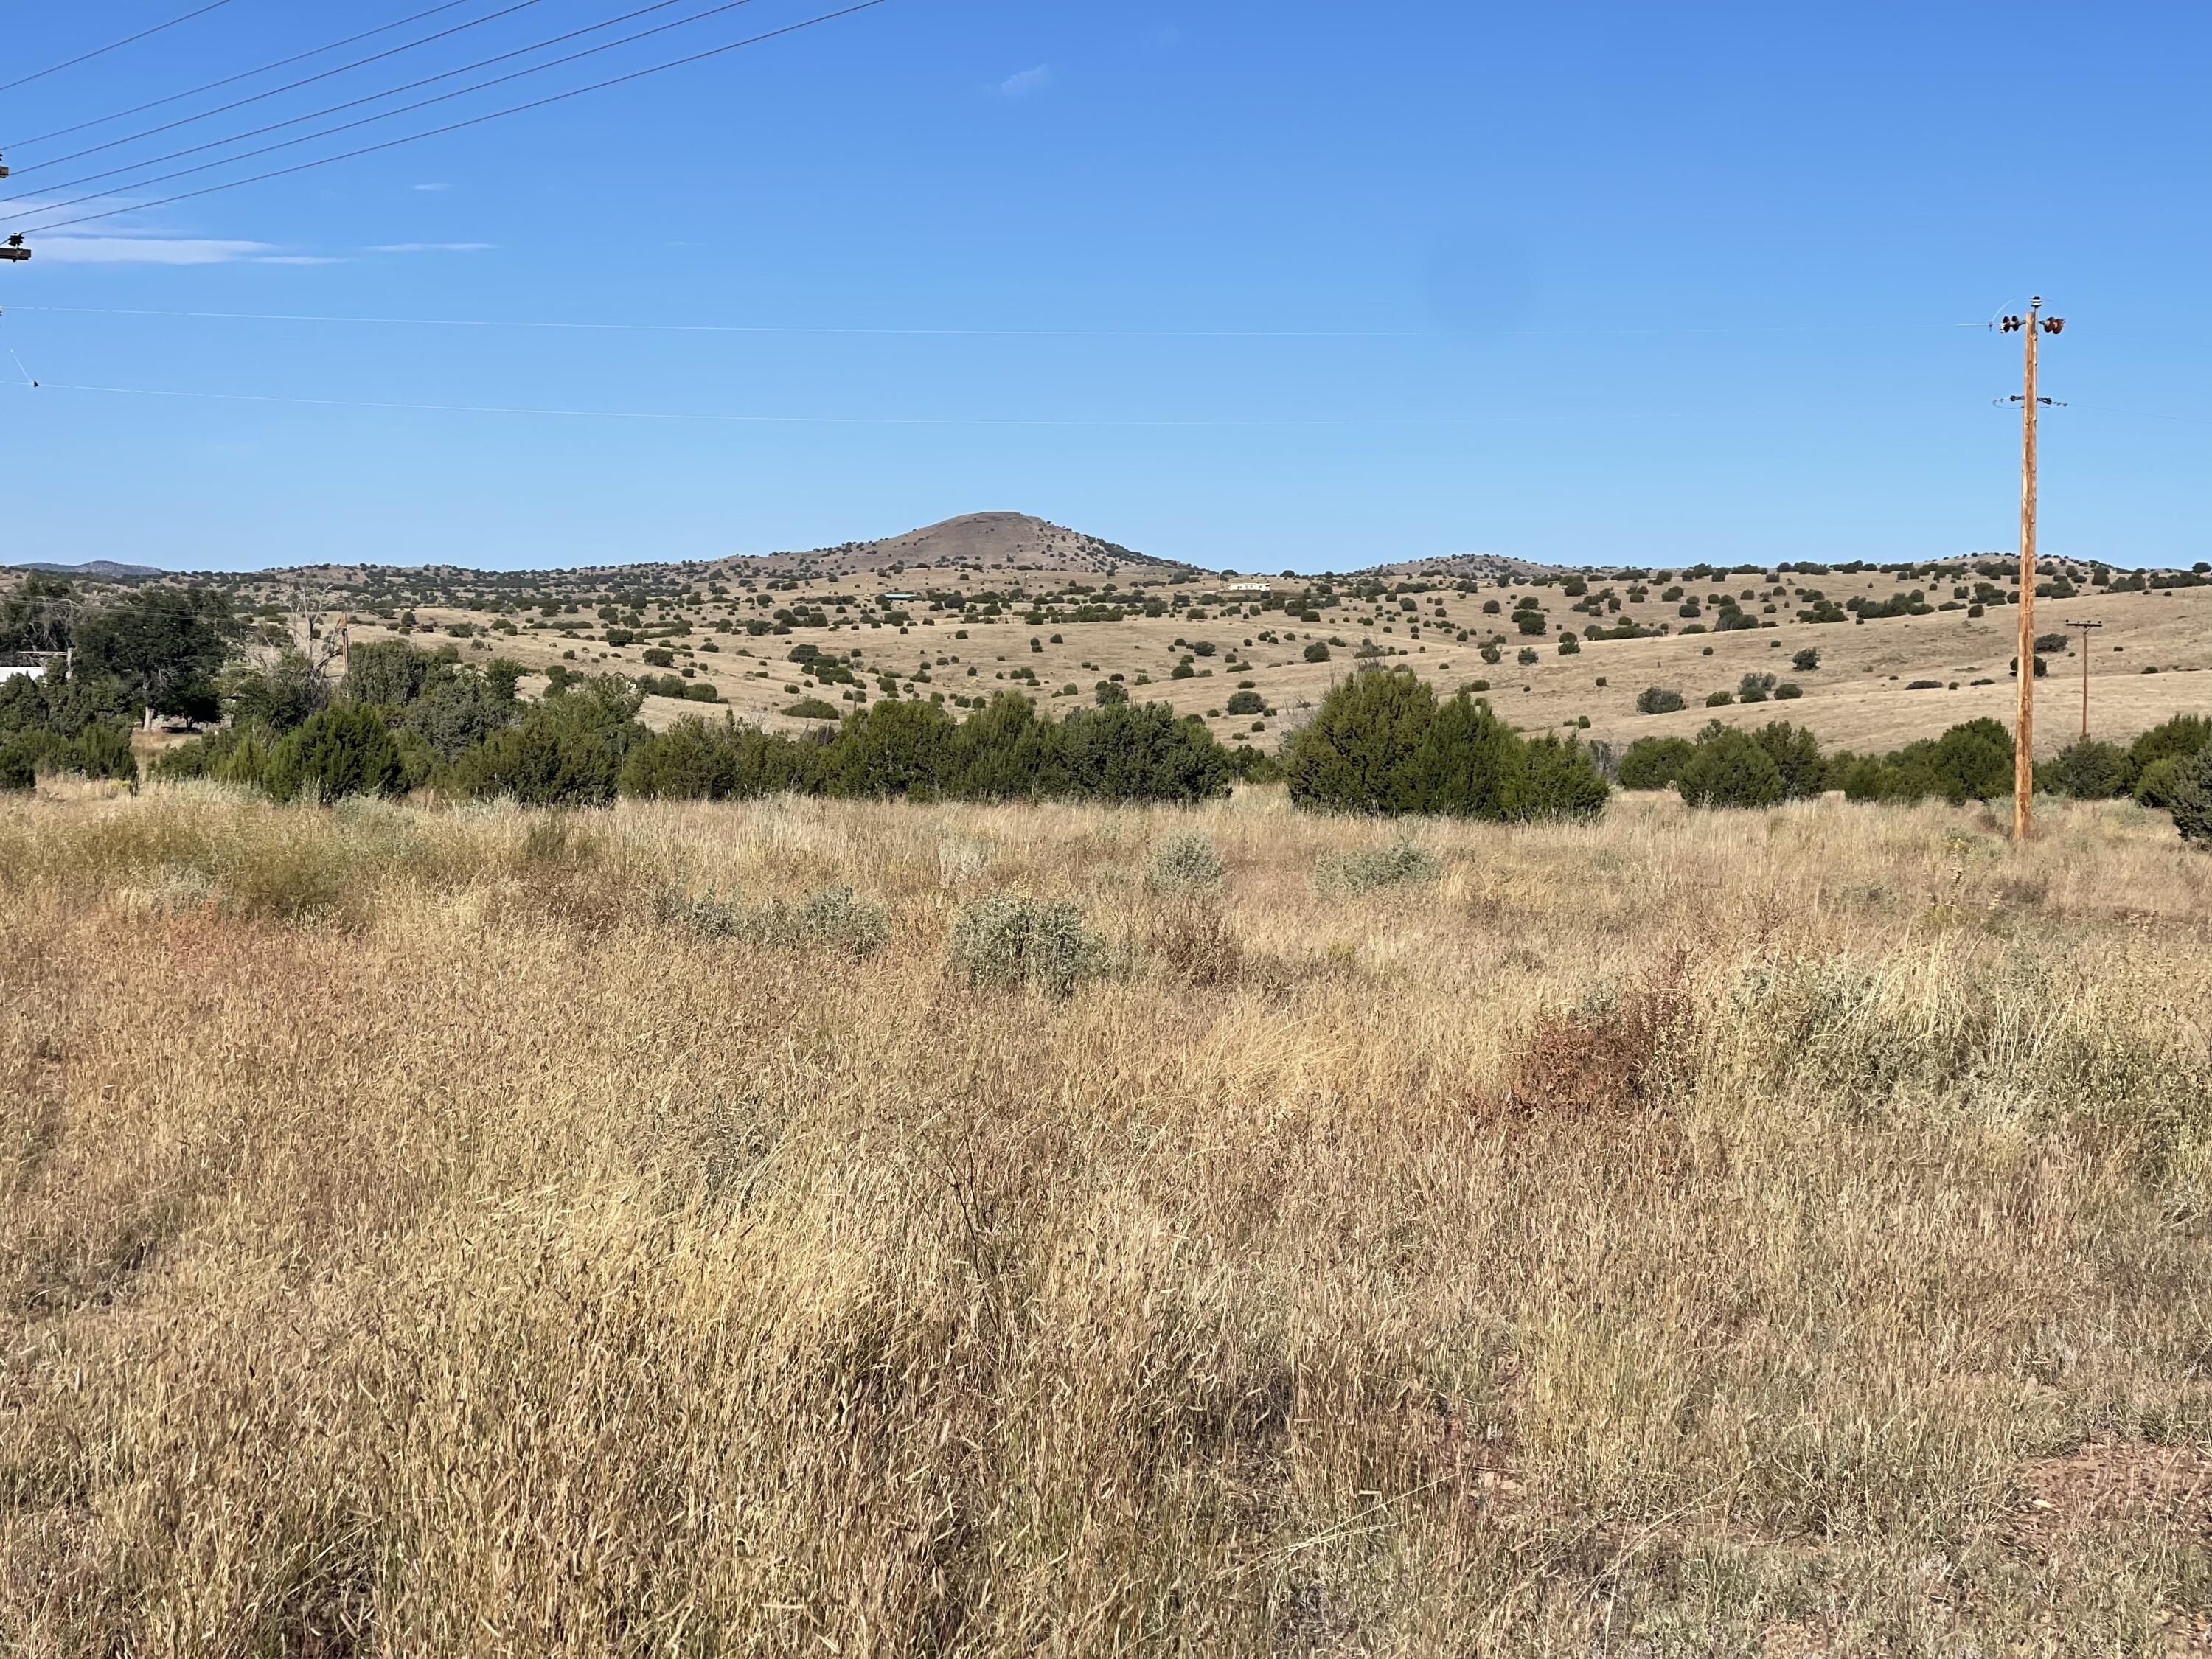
left=3, top=784, right=2211, bottom=1655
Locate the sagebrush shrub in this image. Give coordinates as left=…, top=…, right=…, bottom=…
left=1316, top=841, right=1441, bottom=895
left=788, top=886, right=890, bottom=959
left=659, top=884, right=889, bottom=959
left=950, top=891, right=1106, bottom=995
left=1147, top=829, right=1226, bottom=894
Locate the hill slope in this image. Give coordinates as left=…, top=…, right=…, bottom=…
left=723, top=512, right=1185, bottom=577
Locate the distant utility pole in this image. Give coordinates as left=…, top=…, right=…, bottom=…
left=2065, top=617, right=2104, bottom=740
left=2000, top=297, right=2065, bottom=840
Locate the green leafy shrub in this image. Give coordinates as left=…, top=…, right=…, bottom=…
left=1674, top=725, right=1785, bottom=808
left=1286, top=670, right=1606, bottom=821
left=622, top=714, right=816, bottom=801
left=1617, top=735, right=1697, bottom=791
left=0, top=745, right=32, bottom=792
left=67, top=722, right=139, bottom=782
left=1774, top=682, right=1804, bottom=700
left=950, top=891, right=1106, bottom=996
left=1738, top=672, right=1775, bottom=703
left=1636, top=686, right=1686, bottom=715
left=1836, top=717, right=2014, bottom=806
left=1792, top=648, right=1820, bottom=672
left=1148, top=830, right=1226, bottom=895
left=2170, top=747, right=2212, bottom=846
left=154, top=717, right=282, bottom=790
left=1705, top=690, right=1733, bottom=707
left=1302, top=641, right=1331, bottom=662
left=2134, top=756, right=2184, bottom=810
left=2042, top=739, right=2129, bottom=800
left=1315, top=841, right=1441, bottom=895
left=448, top=680, right=645, bottom=807
left=263, top=705, right=405, bottom=804
left=1225, top=689, right=1265, bottom=716
left=1057, top=702, right=1231, bottom=804
left=784, top=698, right=841, bottom=720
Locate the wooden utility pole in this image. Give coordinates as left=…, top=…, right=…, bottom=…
left=2000, top=299, right=2065, bottom=838
left=2065, top=617, right=2104, bottom=740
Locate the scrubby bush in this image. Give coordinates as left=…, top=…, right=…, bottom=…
left=262, top=704, right=405, bottom=804
left=784, top=698, right=841, bottom=720
left=1303, top=641, right=1331, bottom=663
left=66, top=722, right=139, bottom=783
left=1617, top=735, right=1697, bottom=791
left=1674, top=726, right=1786, bottom=808
left=823, top=700, right=959, bottom=799
left=154, top=717, right=288, bottom=790
left=1835, top=717, right=2014, bottom=806
left=1792, top=648, right=1820, bottom=672
left=2041, top=739, right=2129, bottom=800
left=1283, top=670, right=1436, bottom=814
left=759, top=886, right=891, bottom=959
left=621, top=714, right=817, bottom=801
left=449, top=679, right=646, bottom=807
left=1738, top=672, right=1776, bottom=703
left=0, top=745, right=31, bottom=792
left=1316, top=840, right=1441, bottom=895
left=2170, top=747, right=2212, bottom=846
left=2133, top=756, right=2194, bottom=811
left=661, top=883, right=890, bottom=959
left=1225, top=689, right=1265, bottom=716
left=1057, top=702, right=1231, bottom=804
left=1285, top=669, right=1607, bottom=821
left=1636, top=686, right=1686, bottom=715
left=1148, top=830, right=1225, bottom=895
left=950, top=891, right=1106, bottom=995
left=2126, top=714, right=2211, bottom=789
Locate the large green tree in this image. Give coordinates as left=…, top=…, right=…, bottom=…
left=70, top=588, right=237, bottom=726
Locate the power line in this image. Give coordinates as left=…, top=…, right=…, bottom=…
left=8, top=0, right=484, bottom=150
left=7, top=378, right=1490, bottom=430
left=0, top=1, right=238, bottom=97
left=6, top=304, right=1999, bottom=341
left=2065, top=400, right=2212, bottom=430
left=6, top=0, right=560, bottom=181
left=13, top=1, right=891, bottom=239
left=1, top=0, right=783, bottom=223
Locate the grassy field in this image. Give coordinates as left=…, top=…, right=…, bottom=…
left=147, top=523, right=2212, bottom=760
left=355, top=567, right=2212, bottom=760
left=4, top=784, right=2211, bottom=1655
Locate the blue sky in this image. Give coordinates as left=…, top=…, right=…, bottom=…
left=0, top=0, right=2202, bottom=573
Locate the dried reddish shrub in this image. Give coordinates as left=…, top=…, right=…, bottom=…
left=1499, top=955, right=1691, bottom=1121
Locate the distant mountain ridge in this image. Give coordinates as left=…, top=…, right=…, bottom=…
left=9, top=560, right=164, bottom=581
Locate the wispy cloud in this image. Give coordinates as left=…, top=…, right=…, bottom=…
left=32, top=237, right=310, bottom=265
left=1000, top=63, right=1051, bottom=97
left=413, top=182, right=453, bottom=192
left=369, top=242, right=495, bottom=254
